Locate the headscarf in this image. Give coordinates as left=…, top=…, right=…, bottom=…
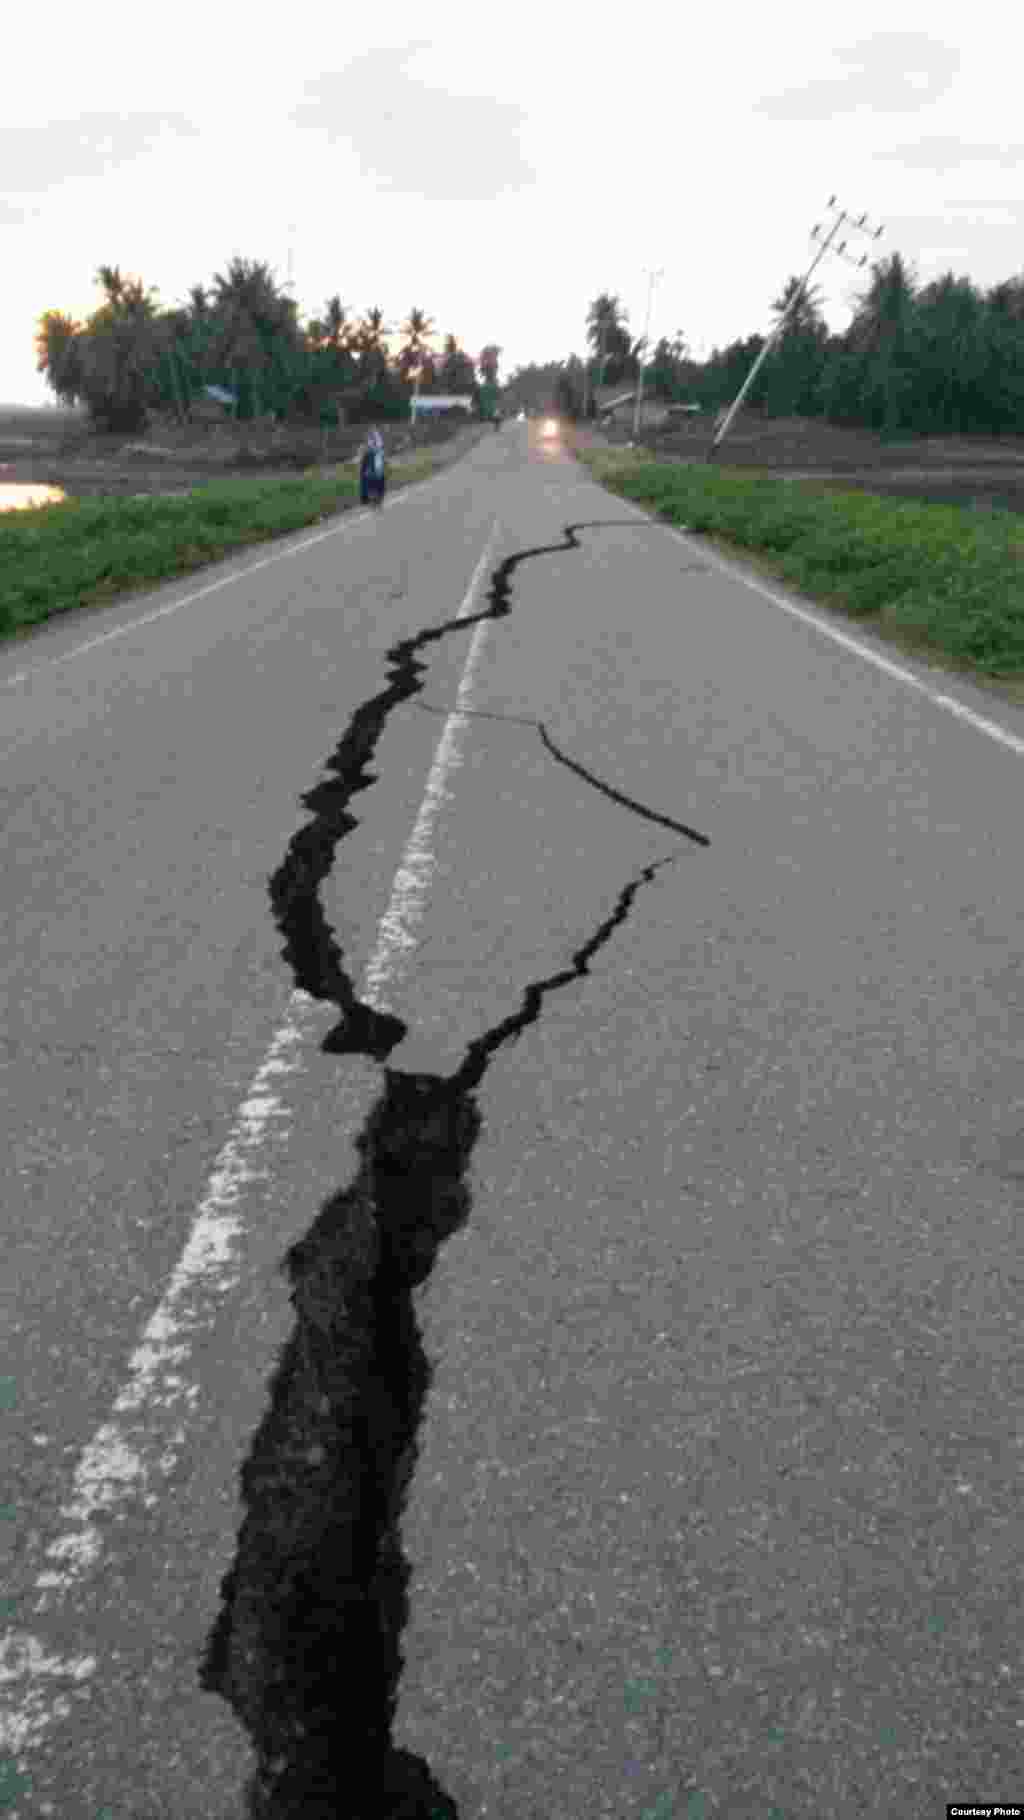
left=366, top=426, right=383, bottom=453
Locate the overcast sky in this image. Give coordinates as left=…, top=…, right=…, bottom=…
left=3, top=2, right=1020, bottom=407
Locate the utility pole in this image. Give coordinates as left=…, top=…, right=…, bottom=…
left=708, top=196, right=884, bottom=458
left=632, top=267, right=664, bottom=440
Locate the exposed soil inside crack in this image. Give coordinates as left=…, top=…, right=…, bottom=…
left=200, top=525, right=710, bottom=1816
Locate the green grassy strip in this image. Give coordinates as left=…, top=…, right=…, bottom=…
left=574, top=446, right=1024, bottom=683
left=0, top=454, right=444, bottom=646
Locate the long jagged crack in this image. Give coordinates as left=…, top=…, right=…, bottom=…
left=201, top=525, right=711, bottom=1817
left=266, top=521, right=682, bottom=1056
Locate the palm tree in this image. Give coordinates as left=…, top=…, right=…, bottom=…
left=911, top=270, right=988, bottom=434
left=439, top=333, right=477, bottom=395
left=399, top=306, right=438, bottom=388
left=986, top=275, right=1024, bottom=321
left=845, top=251, right=917, bottom=357
left=34, top=308, right=85, bottom=407
left=352, top=306, right=391, bottom=386
left=770, top=275, right=826, bottom=337
left=205, top=256, right=300, bottom=431
left=760, top=276, right=829, bottom=418
left=647, top=332, right=692, bottom=403
left=318, top=296, right=351, bottom=352
left=582, top=293, right=634, bottom=408
left=308, top=296, right=355, bottom=375
left=69, top=266, right=166, bottom=428
left=843, top=251, right=920, bottom=435
left=586, top=293, right=628, bottom=354
left=94, top=264, right=127, bottom=311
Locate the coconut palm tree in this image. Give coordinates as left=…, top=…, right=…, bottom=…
left=758, top=275, right=830, bottom=417
left=585, top=293, right=632, bottom=394
left=94, top=265, right=122, bottom=306
left=352, top=306, right=391, bottom=386
left=396, top=306, right=438, bottom=392
left=61, top=266, right=166, bottom=428
left=34, top=308, right=86, bottom=407
left=317, top=296, right=351, bottom=352
left=205, top=256, right=300, bottom=432
left=770, top=275, right=826, bottom=337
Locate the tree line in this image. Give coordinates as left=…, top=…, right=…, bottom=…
left=34, top=259, right=503, bottom=431
left=505, top=256, right=1024, bottom=439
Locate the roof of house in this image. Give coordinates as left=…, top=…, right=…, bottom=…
left=411, top=393, right=475, bottom=410
left=598, top=391, right=670, bottom=414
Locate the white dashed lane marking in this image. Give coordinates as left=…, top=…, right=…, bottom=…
left=0, top=516, right=501, bottom=1769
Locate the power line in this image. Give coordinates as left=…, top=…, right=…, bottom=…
left=709, top=196, right=884, bottom=457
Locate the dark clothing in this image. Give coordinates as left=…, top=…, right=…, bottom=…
left=359, top=448, right=385, bottom=504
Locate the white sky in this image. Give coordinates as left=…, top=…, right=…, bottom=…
left=3, top=1, right=1021, bottom=406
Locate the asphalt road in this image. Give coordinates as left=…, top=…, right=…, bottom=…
left=1, top=422, right=1021, bottom=1819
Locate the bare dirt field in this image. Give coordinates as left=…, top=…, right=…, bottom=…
left=0, top=406, right=486, bottom=504
left=584, top=412, right=1024, bottom=515
left=8, top=405, right=1024, bottom=518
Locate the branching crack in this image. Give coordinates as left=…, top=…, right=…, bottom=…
left=200, top=524, right=710, bottom=1817
left=412, top=699, right=709, bottom=847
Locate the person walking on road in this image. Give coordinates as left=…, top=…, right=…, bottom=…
left=359, top=425, right=386, bottom=506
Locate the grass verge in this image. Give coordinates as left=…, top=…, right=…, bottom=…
left=573, top=444, right=1024, bottom=703
left=0, top=449, right=449, bottom=649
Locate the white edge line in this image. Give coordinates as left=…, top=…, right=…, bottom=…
left=613, top=494, right=1024, bottom=759
left=0, top=457, right=450, bottom=690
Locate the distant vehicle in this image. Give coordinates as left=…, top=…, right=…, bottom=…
left=517, top=411, right=526, bottom=421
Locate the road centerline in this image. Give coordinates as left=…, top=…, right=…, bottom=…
left=0, top=517, right=501, bottom=1772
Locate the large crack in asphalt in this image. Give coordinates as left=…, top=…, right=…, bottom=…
left=199, top=524, right=711, bottom=1817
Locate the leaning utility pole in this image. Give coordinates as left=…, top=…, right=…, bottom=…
left=632, top=267, right=664, bottom=440
left=708, top=196, right=884, bottom=458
